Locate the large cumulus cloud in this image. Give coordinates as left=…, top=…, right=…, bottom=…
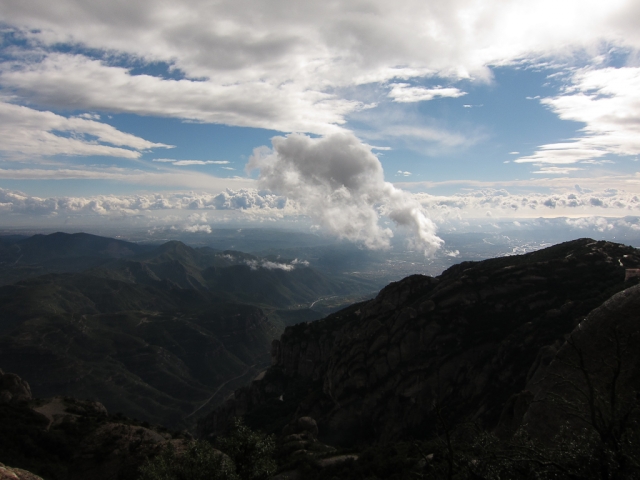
left=247, top=133, right=443, bottom=255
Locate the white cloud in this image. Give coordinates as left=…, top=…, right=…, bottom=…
left=387, top=84, right=466, bottom=103
left=3, top=182, right=640, bottom=233
left=516, top=66, right=640, bottom=165
left=0, top=53, right=358, bottom=136
left=531, top=166, right=583, bottom=175
left=355, top=111, right=480, bottom=150
left=413, top=187, right=640, bottom=220
left=397, top=170, right=412, bottom=176
left=183, top=224, right=212, bottom=233
left=0, top=187, right=291, bottom=218
left=246, top=259, right=292, bottom=271
left=219, top=251, right=310, bottom=270
left=0, top=0, right=638, bottom=136
left=0, top=101, right=171, bottom=159
left=3, top=0, right=638, bottom=83
left=208, top=188, right=292, bottom=212
left=566, top=216, right=615, bottom=232
left=247, top=132, right=443, bottom=255
left=153, top=159, right=230, bottom=166
left=0, top=167, right=255, bottom=191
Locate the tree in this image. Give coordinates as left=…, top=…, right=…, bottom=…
left=139, top=440, right=238, bottom=480
left=216, top=418, right=277, bottom=480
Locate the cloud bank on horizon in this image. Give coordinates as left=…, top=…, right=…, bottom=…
left=3, top=184, right=640, bottom=226
left=0, top=0, right=640, bottom=250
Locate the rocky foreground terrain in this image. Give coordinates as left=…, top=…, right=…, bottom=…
left=200, top=238, right=640, bottom=477
left=0, top=368, right=193, bottom=480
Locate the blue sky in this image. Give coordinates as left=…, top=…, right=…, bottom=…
left=0, top=0, right=639, bottom=253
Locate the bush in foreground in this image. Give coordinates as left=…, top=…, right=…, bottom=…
left=139, top=441, right=238, bottom=480
left=139, top=419, right=275, bottom=480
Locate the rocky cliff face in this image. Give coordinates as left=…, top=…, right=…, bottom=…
left=519, top=282, right=640, bottom=444
left=199, top=239, right=640, bottom=446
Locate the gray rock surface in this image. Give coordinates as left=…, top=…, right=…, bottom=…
left=0, top=371, right=31, bottom=404
left=520, top=283, right=640, bottom=442
left=0, top=463, right=43, bottom=480
left=200, top=239, right=640, bottom=447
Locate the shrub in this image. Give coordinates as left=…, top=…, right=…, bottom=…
left=217, top=418, right=277, bottom=480
left=139, top=441, right=238, bottom=480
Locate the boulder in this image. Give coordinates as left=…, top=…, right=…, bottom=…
left=0, top=463, right=43, bottom=480
left=0, top=372, right=31, bottom=404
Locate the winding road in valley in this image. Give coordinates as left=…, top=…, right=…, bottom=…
left=309, top=295, right=338, bottom=308
left=185, top=364, right=259, bottom=419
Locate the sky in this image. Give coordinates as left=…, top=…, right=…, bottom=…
left=1, top=0, right=640, bottom=254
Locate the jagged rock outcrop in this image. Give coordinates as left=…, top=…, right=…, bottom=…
left=0, top=369, right=31, bottom=404
left=279, top=416, right=334, bottom=456
left=518, top=283, right=640, bottom=442
left=32, top=396, right=107, bottom=429
left=0, top=463, right=43, bottom=480
left=199, top=239, right=640, bottom=446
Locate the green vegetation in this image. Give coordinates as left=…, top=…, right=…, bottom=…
left=260, top=427, right=640, bottom=479
left=217, top=419, right=277, bottom=480
left=139, top=441, right=238, bottom=480
left=140, top=420, right=275, bottom=480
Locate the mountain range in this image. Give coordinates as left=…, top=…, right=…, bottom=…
left=0, top=232, right=376, bottom=429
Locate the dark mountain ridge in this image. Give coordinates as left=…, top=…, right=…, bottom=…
left=0, top=232, right=375, bottom=429
left=0, top=271, right=275, bottom=427
left=0, top=232, right=375, bottom=308
left=0, top=232, right=153, bottom=285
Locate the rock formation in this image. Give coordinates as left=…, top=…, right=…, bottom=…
left=521, top=283, right=640, bottom=443
left=0, top=463, right=43, bottom=480
left=0, top=369, right=31, bottom=404
left=199, top=239, right=640, bottom=448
